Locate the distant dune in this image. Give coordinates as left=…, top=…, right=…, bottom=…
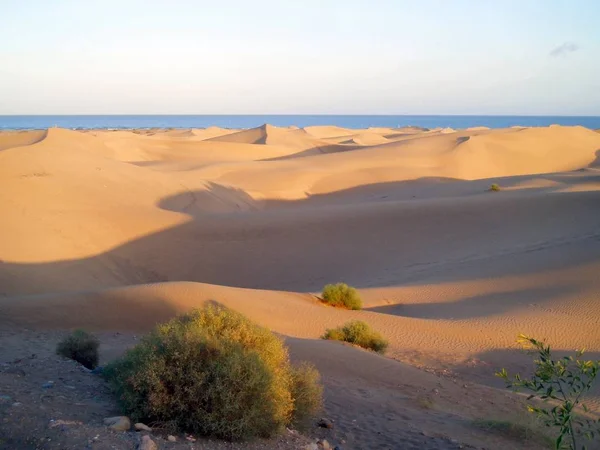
left=1, top=124, right=599, bottom=449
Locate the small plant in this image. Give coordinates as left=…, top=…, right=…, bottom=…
left=56, top=329, right=100, bottom=369
left=323, top=320, right=388, bottom=354
left=321, top=283, right=362, bottom=310
left=497, top=335, right=600, bottom=450
left=489, top=183, right=501, bottom=192
left=104, top=305, right=322, bottom=441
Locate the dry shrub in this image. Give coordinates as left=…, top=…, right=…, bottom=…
left=104, top=305, right=322, bottom=441
left=323, top=320, right=388, bottom=354
left=321, top=283, right=362, bottom=310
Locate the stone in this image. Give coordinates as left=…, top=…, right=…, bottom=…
left=49, top=419, right=83, bottom=428
left=318, top=439, right=331, bottom=450
left=103, top=416, right=131, bottom=431
left=138, top=435, right=158, bottom=450
left=42, top=381, right=54, bottom=389
left=317, top=418, right=334, bottom=429
left=134, top=423, right=152, bottom=432
left=167, top=435, right=176, bottom=442
left=304, top=444, right=318, bottom=450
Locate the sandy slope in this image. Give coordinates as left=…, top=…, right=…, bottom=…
left=1, top=124, right=600, bottom=449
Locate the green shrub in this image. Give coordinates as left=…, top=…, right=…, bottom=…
left=497, top=335, right=600, bottom=450
left=289, top=362, right=323, bottom=428
left=321, top=283, right=362, bottom=310
left=103, top=305, right=322, bottom=441
left=323, top=320, right=388, bottom=354
left=56, top=329, right=100, bottom=369
left=489, top=183, right=501, bottom=192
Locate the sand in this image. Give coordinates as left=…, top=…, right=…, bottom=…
left=1, top=124, right=600, bottom=449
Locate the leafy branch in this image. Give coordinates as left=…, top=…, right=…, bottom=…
left=497, top=335, right=600, bottom=450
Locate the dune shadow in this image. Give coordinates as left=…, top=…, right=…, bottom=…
left=589, top=149, right=600, bottom=168
left=451, top=347, right=600, bottom=408
left=0, top=289, right=180, bottom=332
left=1, top=171, right=600, bottom=298
left=366, top=285, right=575, bottom=320
left=259, top=142, right=363, bottom=161
left=0, top=130, right=48, bottom=152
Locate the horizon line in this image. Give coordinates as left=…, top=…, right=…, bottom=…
left=2, top=113, right=600, bottom=118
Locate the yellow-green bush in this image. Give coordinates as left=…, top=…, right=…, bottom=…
left=290, top=362, right=323, bottom=428
left=321, top=283, right=362, bottom=310
left=104, top=305, right=322, bottom=441
left=323, top=320, right=388, bottom=354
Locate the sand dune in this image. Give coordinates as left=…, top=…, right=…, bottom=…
left=0, top=129, right=47, bottom=151
left=1, top=124, right=600, bottom=449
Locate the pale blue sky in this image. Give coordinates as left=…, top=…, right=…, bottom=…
left=1, top=0, right=599, bottom=115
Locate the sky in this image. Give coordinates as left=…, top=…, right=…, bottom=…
left=0, top=0, right=599, bottom=115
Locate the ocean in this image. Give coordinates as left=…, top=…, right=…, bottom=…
left=1, top=115, right=600, bottom=131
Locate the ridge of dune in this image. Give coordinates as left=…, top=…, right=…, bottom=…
left=206, top=123, right=276, bottom=144
left=196, top=126, right=600, bottom=198
left=0, top=129, right=48, bottom=151
left=340, top=132, right=390, bottom=145
left=191, top=126, right=239, bottom=140
left=303, top=125, right=356, bottom=139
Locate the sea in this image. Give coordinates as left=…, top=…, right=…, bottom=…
left=1, top=115, right=600, bottom=131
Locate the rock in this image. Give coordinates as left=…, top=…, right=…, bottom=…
left=49, top=419, right=83, bottom=428
left=167, top=435, right=176, bottom=442
left=138, top=435, right=158, bottom=450
left=91, top=366, right=104, bottom=375
left=42, top=381, right=54, bottom=389
left=103, top=416, right=131, bottom=431
left=135, top=423, right=152, bottom=432
left=12, top=402, right=22, bottom=407
left=305, top=444, right=318, bottom=450
left=318, top=439, right=331, bottom=449
left=318, top=418, right=334, bottom=429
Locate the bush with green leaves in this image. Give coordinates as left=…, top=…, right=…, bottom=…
left=56, top=329, right=100, bottom=369
left=489, top=183, right=501, bottom=192
left=321, top=283, right=362, bottom=310
left=323, top=320, right=388, bottom=354
left=289, top=362, right=323, bottom=428
left=103, top=305, right=322, bottom=441
left=497, top=334, right=600, bottom=450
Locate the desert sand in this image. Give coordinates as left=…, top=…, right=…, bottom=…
left=1, top=124, right=600, bottom=449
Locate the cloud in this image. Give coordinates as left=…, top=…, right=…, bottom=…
left=549, top=42, right=580, bottom=57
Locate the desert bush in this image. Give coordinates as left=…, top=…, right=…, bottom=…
left=497, top=334, right=600, bottom=450
left=321, top=283, right=362, bottom=310
left=489, top=183, right=501, bottom=192
left=56, top=329, right=100, bottom=369
left=323, top=320, right=388, bottom=354
left=103, top=305, right=322, bottom=441
left=289, top=362, right=323, bottom=428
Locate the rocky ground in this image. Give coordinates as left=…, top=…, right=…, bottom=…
left=0, top=329, right=473, bottom=450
